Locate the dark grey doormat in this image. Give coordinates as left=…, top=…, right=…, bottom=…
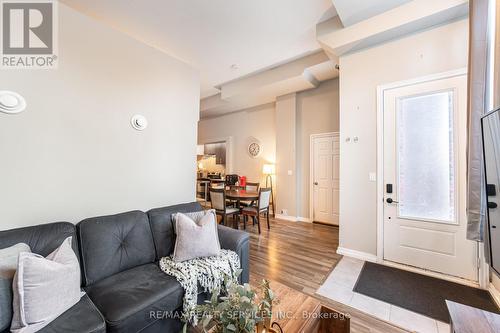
left=353, top=262, right=500, bottom=323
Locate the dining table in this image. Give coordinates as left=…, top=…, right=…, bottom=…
left=225, top=189, right=259, bottom=208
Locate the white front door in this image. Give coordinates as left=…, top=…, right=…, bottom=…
left=383, top=73, right=478, bottom=281
left=312, top=133, right=339, bottom=225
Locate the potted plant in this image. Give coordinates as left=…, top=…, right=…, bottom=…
left=186, top=279, right=278, bottom=333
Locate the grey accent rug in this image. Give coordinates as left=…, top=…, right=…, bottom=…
left=353, top=262, right=500, bottom=323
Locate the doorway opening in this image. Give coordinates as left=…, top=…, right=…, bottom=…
left=196, top=138, right=233, bottom=205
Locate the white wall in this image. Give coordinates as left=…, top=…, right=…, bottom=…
left=339, top=19, right=468, bottom=254
left=297, top=79, right=340, bottom=218
left=0, top=4, right=200, bottom=230
left=198, top=103, right=276, bottom=184
left=275, top=93, right=298, bottom=216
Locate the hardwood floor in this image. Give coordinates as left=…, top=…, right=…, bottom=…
left=243, top=217, right=341, bottom=295
left=234, top=216, right=410, bottom=333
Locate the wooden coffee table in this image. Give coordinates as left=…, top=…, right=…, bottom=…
left=267, top=280, right=349, bottom=333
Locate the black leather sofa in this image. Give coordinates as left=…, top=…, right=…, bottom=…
left=0, top=202, right=250, bottom=333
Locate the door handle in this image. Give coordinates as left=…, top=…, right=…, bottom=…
left=386, top=198, right=399, bottom=204
left=314, top=182, right=318, bottom=185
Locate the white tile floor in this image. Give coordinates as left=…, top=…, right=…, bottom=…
left=316, top=257, right=450, bottom=333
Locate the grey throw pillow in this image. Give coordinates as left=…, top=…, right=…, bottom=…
left=11, top=237, right=83, bottom=333
left=171, top=210, right=216, bottom=233
left=172, top=210, right=221, bottom=262
left=0, top=243, right=31, bottom=332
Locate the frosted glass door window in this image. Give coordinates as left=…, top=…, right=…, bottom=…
left=397, top=91, right=456, bottom=223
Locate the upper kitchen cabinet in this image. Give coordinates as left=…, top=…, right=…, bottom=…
left=204, top=142, right=226, bottom=165
left=204, top=143, right=216, bottom=156
left=215, top=142, right=226, bottom=165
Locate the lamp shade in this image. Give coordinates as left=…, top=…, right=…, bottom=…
left=262, top=164, right=275, bottom=175
left=196, top=145, right=205, bottom=155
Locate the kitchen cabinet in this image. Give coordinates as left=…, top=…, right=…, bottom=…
left=204, top=142, right=226, bottom=165
left=204, top=143, right=216, bottom=156
left=215, top=142, right=226, bottom=165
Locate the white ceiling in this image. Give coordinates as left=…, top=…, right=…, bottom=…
left=201, top=50, right=338, bottom=118
left=331, top=0, right=412, bottom=27
left=61, top=0, right=336, bottom=98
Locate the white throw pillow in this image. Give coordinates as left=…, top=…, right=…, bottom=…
left=0, top=243, right=31, bottom=332
left=172, top=210, right=221, bottom=262
left=10, top=237, right=83, bottom=333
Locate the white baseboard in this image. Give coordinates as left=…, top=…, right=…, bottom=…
left=337, top=247, right=378, bottom=262
left=275, top=214, right=312, bottom=223
left=275, top=214, right=297, bottom=222
left=489, top=283, right=500, bottom=308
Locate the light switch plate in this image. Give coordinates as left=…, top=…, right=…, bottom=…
left=287, top=170, right=293, bottom=176
left=369, top=172, right=376, bottom=182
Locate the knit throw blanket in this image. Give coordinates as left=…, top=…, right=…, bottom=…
left=159, top=250, right=240, bottom=324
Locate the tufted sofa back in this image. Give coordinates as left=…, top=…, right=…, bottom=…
left=77, top=210, right=156, bottom=286
left=147, top=202, right=202, bottom=260
left=2, top=203, right=204, bottom=288
left=0, top=221, right=80, bottom=266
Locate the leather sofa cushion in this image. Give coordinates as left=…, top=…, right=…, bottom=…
left=38, top=294, right=105, bottom=333
left=1, top=294, right=106, bottom=333
left=85, top=263, right=183, bottom=333
left=78, top=210, right=156, bottom=286
left=0, top=222, right=79, bottom=264
left=0, top=222, right=86, bottom=332
left=147, top=202, right=203, bottom=260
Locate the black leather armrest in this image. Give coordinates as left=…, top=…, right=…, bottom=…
left=217, top=225, right=250, bottom=283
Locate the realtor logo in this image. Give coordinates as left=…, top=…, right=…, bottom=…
left=1, top=0, right=58, bottom=68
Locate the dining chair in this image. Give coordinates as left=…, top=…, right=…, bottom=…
left=209, top=187, right=240, bottom=227
left=207, top=181, right=224, bottom=203
left=240, top=182, right=260, bottom=207
left=210, top=180, right=225, bottom=189
left=245, top=182, right=260, bottom=192
left=240, top=187, right=271, bottom=234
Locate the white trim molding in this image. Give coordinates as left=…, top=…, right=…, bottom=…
left=337, top=247, right=378, bottom=263
left=275, top=214, right=298, bottom=222
left=489, top=283, right=500, bottom=308
left=275, top=214, right=311, bottom=223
